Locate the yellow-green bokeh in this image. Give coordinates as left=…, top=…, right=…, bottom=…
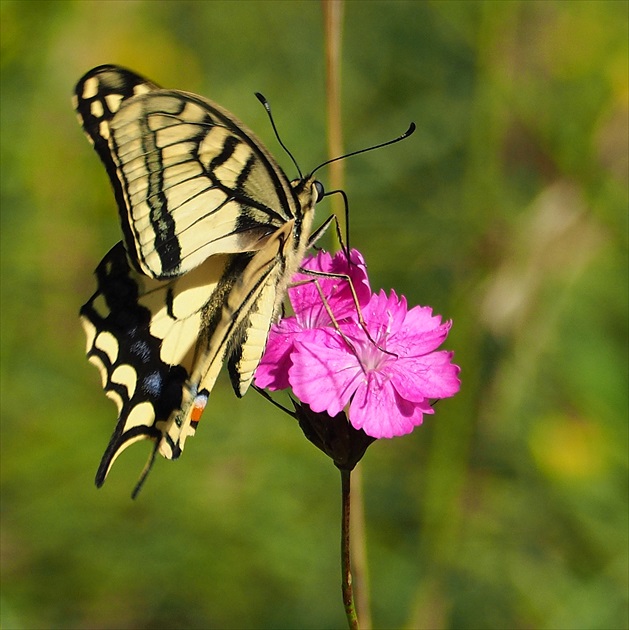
left=1, top=1, right=627, bottom=628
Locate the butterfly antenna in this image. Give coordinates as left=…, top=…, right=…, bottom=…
left=311, top=122, right=416, bottom=177
left=255, top=93, right=303, bottom=179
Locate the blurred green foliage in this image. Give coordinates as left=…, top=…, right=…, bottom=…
left=1, top=1, right=627, bottom=628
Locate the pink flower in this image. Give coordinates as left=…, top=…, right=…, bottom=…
left=254, top=249, right=371, bottom=390
left=289, top=290, right=460, bottom=438
left=255, top=250, right=460, bottom=440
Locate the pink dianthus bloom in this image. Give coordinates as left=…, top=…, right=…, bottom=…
left=254, top=250, right=460, bottom=439
left=254, top=249, right=371, bottom=390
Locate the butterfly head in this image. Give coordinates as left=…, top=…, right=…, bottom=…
left=290, top=177, right=325, bottom=204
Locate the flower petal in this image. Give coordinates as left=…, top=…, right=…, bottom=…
left=289, top=331, right=364, bottom=417
left=388, top=351, right=461, bottom=400
left=349, top=372, right=429, bottom=438
left=392, top=311, right=452, bottom=356
left=254, top=319, right=303, bottom=390
left=288, top=249, right=371, bottom=328
left=361, top=290, right=407, bottom=340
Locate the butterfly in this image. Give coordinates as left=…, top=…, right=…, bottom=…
left=75, top=64, right=327, bottom=495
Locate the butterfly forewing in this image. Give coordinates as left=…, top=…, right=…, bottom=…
left=76, top=65, right=321, bottom=492
left=75, top=65, right=299, bottom=279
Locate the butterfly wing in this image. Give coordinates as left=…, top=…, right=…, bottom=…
left=74, top=64, right=299, bottom=279
left=77, top=65, right=320, bottom=493
left=82, top=217, right=296, bottom=490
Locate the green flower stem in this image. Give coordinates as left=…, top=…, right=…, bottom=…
left=341, top=468, right=359, bottom=629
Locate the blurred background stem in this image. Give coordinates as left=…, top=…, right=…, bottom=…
left=323, top=0, right=346, bottom=235
left=323, top=1, right=373, bottom=627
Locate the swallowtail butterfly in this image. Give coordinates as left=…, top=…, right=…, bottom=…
left=75, top=65, right=325, bottom=495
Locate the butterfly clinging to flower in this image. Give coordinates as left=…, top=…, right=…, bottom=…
left=75, top=64, right=414, bottom=495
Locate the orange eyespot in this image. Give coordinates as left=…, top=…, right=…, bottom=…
left=191, top=393, right=209, bottom=423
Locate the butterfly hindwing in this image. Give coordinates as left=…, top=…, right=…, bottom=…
left=82, top=221, right=295, bottom=486
left=75, top=65, right=299, bottom=280
left=81, top=241, right=211, bottom=483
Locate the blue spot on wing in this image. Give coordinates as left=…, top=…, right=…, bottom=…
left=130, top=339, right=151, bottom=362
left=142, top=371, right=162, bottom=396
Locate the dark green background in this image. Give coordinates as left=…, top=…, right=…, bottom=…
left=1, top=1, right=627, bottom=628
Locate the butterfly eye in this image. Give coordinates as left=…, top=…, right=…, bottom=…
left=314, top=180, right=325, bottom=203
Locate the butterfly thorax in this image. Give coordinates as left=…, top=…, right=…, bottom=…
left=287, top=174, right=322, bottom=260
